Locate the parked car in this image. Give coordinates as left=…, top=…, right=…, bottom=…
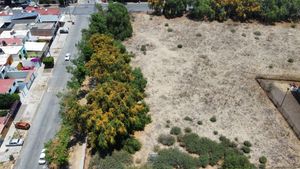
left=60, top=27, right=69, bottom=34
left=6, top=138, right=24, bottom=147
left=15, top=121, right=30, bottom=130
left=65, top=53, right=71, bottom=61
left=39, top=149, right=46, bottom=165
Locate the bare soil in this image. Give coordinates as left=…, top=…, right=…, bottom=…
left=125, top=13, right=300, bottom=168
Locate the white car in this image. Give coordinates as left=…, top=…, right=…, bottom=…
left=39, top=149, right=46, bottom=165
left=6, top=138, right=24, bottom=147
left=65, top=53, right=71, bottom=61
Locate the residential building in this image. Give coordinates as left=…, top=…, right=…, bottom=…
left=0, top=79, right=18, bottom=94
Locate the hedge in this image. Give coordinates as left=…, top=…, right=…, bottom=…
left=43, top=56, right=54, bottom=68
left=0, top=94, right=20, bottom=109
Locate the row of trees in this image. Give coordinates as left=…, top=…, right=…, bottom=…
left=148, top=0, right=300, bottom=22
left=45, top=2, right=149, bottom=168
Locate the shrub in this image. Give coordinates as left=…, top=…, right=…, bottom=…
left=184, top=127, right=192, bottom=133
left=210, top=116, right=216, bottom=122
left=123, top=137, right=142, bottom=154
left=153, top=145, right=160, bottom=152
left=0, top=94, right=20, bottom=109
left=198, top=154, right=209, bottom=168
left=170, top=126, right=182, bottom=135
left=259, top=156, right=267, bottom=164
left=219, top=136, right=237, bottom=148
left=163, top=0, right=186, bottom=18
left=166, top=120, right=171, bottom=124
left=9, top=154, right=14, bottom=161
left=242, top=33, right=246, bottom=37
left=106, top=2, right=133, bottom=40
left=43, top=56, right=54, bottom=68
left=243, top=141, right=252, bottom=147
left=253, top=31, right=261, bottom=36
left=190, top=0, right=215, bottom=20
left=241, top=146, right=251, bottom=154
left=177, top=44, right=183, bottom=48
left=196, top=33, right=202, bottom=37
left=183, top=116, right=193, bottom=121
left=222, top=150, right=255, bottom=169
left=165, top=124, right=170, bottom=128
left=230, top=29, right=236, bottom=33
left=167, top=28, right=173, bottom=32
left=197, top=120, right=203, bottom=125
left=131, top=68, right=147, bottom=92
left=165, top=23, right=169, bottom=27
left=89, top=150, right=132, bottom=168
left=153, top=148, right=198, bottom=169
left=141, top=45, right=146, bottom=52
left=213, top=131, right=218, bottom=135
left=291, top=24, right=296, bottom=28
left=158, top=134, right=175, bottom=146
left=268, top=64, right=273, bottom=69
left=259, top=164, right=266, bottom=169
left=288, top=58, right=294, bottom=63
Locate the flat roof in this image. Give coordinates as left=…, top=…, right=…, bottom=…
left=32, top=22, right=54, bottom=29
left=24, top=41, right=46, bottom=51
left=0, top=79, right=15, bottom=94
left=0, top=54, right=10, bottom=65
left=1, top=46, right=23, bottom=55
left=25, top=7, right=61, bottom=15
left=0, top=38, right=22, bottom=46
left=0, top=30, right=29, bottom=38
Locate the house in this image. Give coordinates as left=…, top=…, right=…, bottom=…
left=11, top=11, right=39, bottom=24
left=0, top=45, right=26, bottom=61
left=30, top=23, right=57, bottom=41
left=24, top=41, right=48, bottom=58
left=0, top=29, right=31, bottom=41
left=0, top=79, right=18, bottom=94
left=0, top=37, right=23, bottom=46
left=6, top=70, right=35, bottom=97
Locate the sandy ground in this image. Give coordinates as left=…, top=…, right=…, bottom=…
left=124, top=13, right=300, bottom=168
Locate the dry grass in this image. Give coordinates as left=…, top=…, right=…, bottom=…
left=125, top=13, right=300, bottom=168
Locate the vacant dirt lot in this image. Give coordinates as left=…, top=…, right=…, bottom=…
left=125, top=13, right=300, bottom=168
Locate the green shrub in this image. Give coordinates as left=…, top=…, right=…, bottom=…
left=9, top=154, right=14, bottom=161
left=259, top=156, right=267, bottom=164
left=158, top=134, right=175, bottom=146
left=241, top=146, right=251, bottom=154
left=106, top=2, right=133, bottom=40
left=259, top=164, right=266, bottom=169
left=243, top=141, right=252, bottom=147
left=291, top=24, right=296, bottom=28
left=153, top=148, right=198, bottom=169
left=165, top=23, right=169, bottom=27
left=183, top=116, right=193, bottom=121
left=213, top=131, right=218, bottom=135
left=170, top=126, right=181, bottom=135
left=222, top=150, right=255, bottom=169
left=196, top=33, right=202, bottom=37
left=198, top=154, right=209, bottom=168
left=242, top=33, right=246, bottom=37
left=184, top=127, right=192, bottom=133
left=166, top=120, right=171, bottom=123
left=167, top=28, right=173, bottom=32
left=253, top=31, right=261, bottom=36
left=43, top=56, right=54, bottom=68
left=197, top=120, right=203, bottom=125
left=210, top=116, right=216, bottom=122
left=131, top=68, right=147, bottom=92
left=123, top=137, right=142, bottom=154
left=219, top=136, right=237, bottom=148
left=0, top=94, right=20, bottom=109
left=189, top=0, right=215, bottom=20
left=163, top=0, right=186, bottom=18
left=89, top=150, right=132, bottom=168
left=288, top=58, right=294, bottom=63
left=230, top=29, right=236, bottom=33
left=177, top=44, right=183, bottom=48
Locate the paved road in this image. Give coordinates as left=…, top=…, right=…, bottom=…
left=14, top=14, right=90, bottom=169
left=62, top=2, right=150, bottom=15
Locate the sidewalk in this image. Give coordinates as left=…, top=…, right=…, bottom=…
left=0, top=15, right=72, bottom=163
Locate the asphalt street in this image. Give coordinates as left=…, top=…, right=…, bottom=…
left=14, top=14, right=90, bottom=169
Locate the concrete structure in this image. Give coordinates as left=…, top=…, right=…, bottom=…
left=0, top=45, right=26, bottom=61
left=11, top=11, right=39, bottom=24
left=30, top=23, right=56, bottom=37
left=0, top=37, right=23, bottom=46
left=24, top=41, right=48, bottom=58
left=0, top=78, right=17, bottom=94
left=0, top=29, right=31, bottom=41
left=6, top=70, right=36, bottom=97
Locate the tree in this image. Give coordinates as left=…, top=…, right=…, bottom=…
left=163, top=0, right=186, bottom=18
left=106, top=2, right=133, bottom=40
left=83, top=81, right=150, bottom=150
left=189, top=0, right=215, bottom=20
left=148, top=0, right=164, bottom=14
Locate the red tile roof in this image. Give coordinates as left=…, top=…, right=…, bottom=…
left=0, top=11, right=12, bottom=16
left=0, top=38, right=22, bottom=46
left=25, top=6, right=61, bottom=15
left=0, top=79, right=15, bottom=94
